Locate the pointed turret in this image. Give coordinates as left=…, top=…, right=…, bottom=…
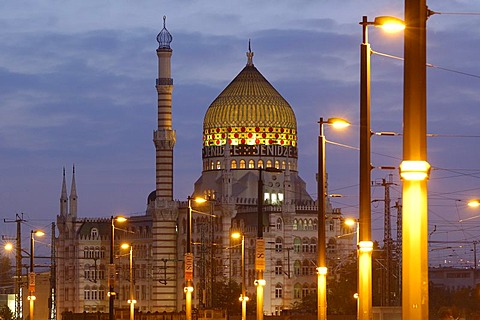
left=69, top=165, right=77, bottom=218
left=60, top=167, right=68, bottom=216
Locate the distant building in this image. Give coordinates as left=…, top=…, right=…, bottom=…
left=55, top=18, right=354, bottom=318
left=429, top=267, right=480, bottom=290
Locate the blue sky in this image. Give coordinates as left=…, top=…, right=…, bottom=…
left=1, top=0, right=480, bottom=266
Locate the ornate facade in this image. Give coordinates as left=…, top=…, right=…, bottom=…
left=55, top=19, right=354, bottom=318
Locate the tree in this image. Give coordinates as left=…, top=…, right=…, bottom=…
left=0, top=304, right=13, bottom=320
left=0, top=255, right=12, bottom=294
left=212, top=280, right=242, bottom=314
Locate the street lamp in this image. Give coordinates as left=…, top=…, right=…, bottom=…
left=401, top=1, right=429, bottom=318
left=317, top=117, right=349, bottom=320
left=109, top=215, right=127, bottom=320
left=185, top=197, right=194, bottom=320
left=121, top=243, right=136, bottom=320
left=467, top=199, right=480, bottom=208
left=359, top=15, right=404, bottom=320
left=28, top=229, right=45, bottom=320
left=232, top=232, right=248, bottom=320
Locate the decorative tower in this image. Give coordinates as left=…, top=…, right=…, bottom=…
left=60, top=168, right=68, bottom=216
left=69, top=165, right=77, bottom=218
left=150, top=16, right=179, bottom=312
left=154, top=15, right=176, bottom=200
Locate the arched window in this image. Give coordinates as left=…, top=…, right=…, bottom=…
left=90, top=228, right=98, bottom=238
left=266, top=160, right=273, bottom=168
left=293, top=238, right=301, bottom=253
left=294, top=283, right=302, bottom=299
left=310, top=238, right=317, bottom=253
left=210, top=161, right=215, bottom=170
left=275, top=260, right=283, bottom=275
left=275, top=283, right=283, bottom=298
left=297, top=219, right=303, bottom=231
left=274, top=160, right=280, bottom=169
left=302, top=238, right=309, bottom=253
left=231, top=160, right=237, bottom=169
left=239, top=159, right=246, bottom=169
left=216, top=160, right=221, bottom=169
left=258, top=160, right=264, bottom=168
left=275, top=237, right=283, bottom=252
left=276, top=218, right=283, bottom=230
left=308, top=219, right=313, bottom=230
left=313, top=219, right=318, bottom=231
left=302, top=260, right=310, bottom=275
left=293, top=219, right=298, bottom=230
left=248, top=160, right=255, bottom=168
left=294, top=260, right=301, bottom=276
left=282, top=161, right=286, bottom=170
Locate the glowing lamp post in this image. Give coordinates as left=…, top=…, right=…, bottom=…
left=317, top=117, right=349, bottom=320
left=359, top=15, right=404, bottom=320
left=28, top=230, right=45, bottom=320
left=109, top=216, right=127, bottom=320
left=121, top=243, right=136, bottom=320
left=232, top=232, right=248, bottom=320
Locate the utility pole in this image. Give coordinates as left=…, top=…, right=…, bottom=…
left=394, top=200, right=402, bottom=305
left=49, top=222, right=56, bottom=320
left=4, top=213, right=26, bottom=320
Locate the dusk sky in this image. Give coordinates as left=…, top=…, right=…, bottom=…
left=1, top=1, right=479, bottom=266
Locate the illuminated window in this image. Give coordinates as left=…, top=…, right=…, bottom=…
left=258, top=160, right=264, bottom=168
left=293, top=219, right=298, bottom=231
left=231, top=160, right=237, bottom=169
left=282, top=161, right=286, bottom=170
left=248, top=160, right=255, bottom=168
left=275, top=160, right=280, bottom=169
left=294, top=283, right=302, bottom=299
left=293, top=238, right=301, bottom=253
left=210, top=161, right=215, bottom=170
left=239, top=160, right=246, bottom=168
left=294, top=260, right=301, bottom=275
left=266, top=160, right=272, bottom=168
left=216, top=160, right=221, bottom=170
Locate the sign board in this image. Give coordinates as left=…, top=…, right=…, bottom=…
left=255, top=239, right=266, bottom=271
left=108, top=264, right=115, bottom=287
left=185, top=253, right=194, bottom=281
left=29, top=272, right=35, bottom=292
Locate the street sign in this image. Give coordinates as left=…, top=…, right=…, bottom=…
left=185, top=253, right=194, bottom=281
left=255, top=238, right=265, bottom=271
left=28, top=272, right=35, bottom=292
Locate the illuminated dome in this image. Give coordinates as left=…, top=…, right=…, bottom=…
left=203, top=49, right=297, bottom=149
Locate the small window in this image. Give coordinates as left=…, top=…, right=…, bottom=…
left=91, top=228, right=98, bottom=238
left=231, top=160, right=237, bottom=169
left=248, top=160, right=255, bottom=168
left=258, top=160, right=264, bottom=168
left=240, top=160, right=246, bottom=169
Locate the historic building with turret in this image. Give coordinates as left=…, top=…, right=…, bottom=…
left=55, top=18, right=354, bottom=318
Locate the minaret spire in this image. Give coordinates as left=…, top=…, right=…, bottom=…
left=69, top=165, right=77, bottom=218
left=154, top=15, right=176, bottom=201
left=246, top=39, right=254, bottom=66
left=60, top=167, right=68, bottom=216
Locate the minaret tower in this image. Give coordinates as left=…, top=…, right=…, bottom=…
left=154, top=15, right=176, bottom=200
left=151, top=16, right=178, bottom=312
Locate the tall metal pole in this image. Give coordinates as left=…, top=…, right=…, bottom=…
left=241, top=235, right=247, bottom=320
left=109, top=216, right=115, bottom=320
left=317, top=118, right=327, bottom=320
left=16, top=215, right=22, bottom=320
left=129, top=246, right=134, bottom=320
left=29, top=230, right=35, bottom=320
left=401, top=1, right=429, bottom=319
left=358, top=16, right=373, bottom=320
left=256, top=168, right=265, bottom=320
left=185, top=197, right=194, bottom=320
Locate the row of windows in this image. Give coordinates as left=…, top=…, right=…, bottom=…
left=204, top=159, right=297, bottom=171
left=273, top=283, right=316, bottom=299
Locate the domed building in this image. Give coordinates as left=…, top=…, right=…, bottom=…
left=54, top=20, right=354, bottom=318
